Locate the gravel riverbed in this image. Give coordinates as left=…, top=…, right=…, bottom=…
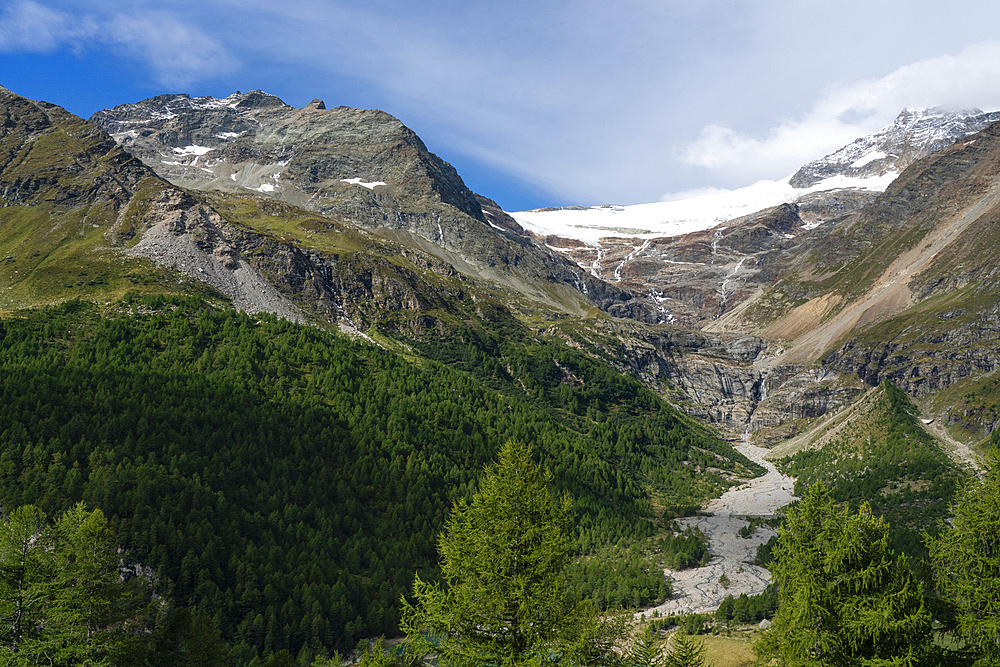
left=638, top=438, right=796, bottom=619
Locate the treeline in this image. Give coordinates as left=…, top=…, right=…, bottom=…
left=413, top=322, right=764, bottom=504
left=0, top=296, right=741, bottom=660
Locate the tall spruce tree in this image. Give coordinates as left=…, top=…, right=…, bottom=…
left=400, top=440, right=624, bottom=666
left=0, top=503, right=151, bottom=665
left=756, top=483, right=930, bottom=666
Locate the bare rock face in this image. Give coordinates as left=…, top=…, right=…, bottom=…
left=90, top=91, right=487, bottom=236
left=125, top=188, right=305, bottom=322
left=0, top=87, right=513, bottom=334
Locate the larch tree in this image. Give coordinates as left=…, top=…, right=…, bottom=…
left=0, top=502, right=151, bottom=665
left=0, top=505, right=53, bottom=657
left=399, top=440, right=624, bottom=666
left=756, top=483, right=930, bottom=666
left=927, top=458, right=1000, bottom=665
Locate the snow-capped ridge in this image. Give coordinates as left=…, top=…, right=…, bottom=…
left=790, top=106, right=1000, bottom=188
left=512, top=106, right=1000, bottom=246
left=511, top=172, right=895, bottom=245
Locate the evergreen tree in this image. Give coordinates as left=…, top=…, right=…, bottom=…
left=0, top=505, right=53, bottom=658
left=0, top=503, right=152, bottom=665
left=927, top=458, right=1000, bottom=665
left=47, top=503, right=140, bottom=665
left=663, top=632, right=705, bottom=667
left=400, top=440, right=624, bottom=666
left=756, top=483, right=930, bottom=666
left=141, top=607, right=234, bottom=666
left=625, top=626, right=668, bottom=667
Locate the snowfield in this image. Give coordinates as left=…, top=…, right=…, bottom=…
left=510, top=172, right=897, bottom=245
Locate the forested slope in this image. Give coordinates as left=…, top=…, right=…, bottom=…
left=780, top=381, right=964, bottom=557
left=0, top=296, right=756, bottom=660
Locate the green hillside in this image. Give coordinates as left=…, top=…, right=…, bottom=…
left=0, top=296, right=757, bottom=660
left=779, top=381, right=964, bottom=557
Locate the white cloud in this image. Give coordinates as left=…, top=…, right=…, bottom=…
left=106, top=12, right=237, bottom=87
left=7, top=1, right=1000, bottom=208
left=0, top=1, right=236, bottom=86
left=680, top=41, right=1000, bottom=184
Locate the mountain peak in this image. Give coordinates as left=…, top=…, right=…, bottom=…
left=790, top=106, right=1000, bottom=188
left=231, top=89, right=288, bottom=110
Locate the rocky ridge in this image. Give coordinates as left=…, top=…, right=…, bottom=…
left=0, top=88, right=572, bottom=341
left=790, top=107, right=1000, bottom=187
left=91, top=92, right=645, bottom=318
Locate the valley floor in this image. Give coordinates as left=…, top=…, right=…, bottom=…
left=640, top=439, right=796, bottom=618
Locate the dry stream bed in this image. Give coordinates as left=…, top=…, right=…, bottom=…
left=640, top=438, right=796, bottom=619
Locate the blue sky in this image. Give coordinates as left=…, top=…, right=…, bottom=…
left=5, top=1, right=1000, bottom=211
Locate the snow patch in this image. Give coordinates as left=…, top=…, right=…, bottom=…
left=254, top=183, right=276, bottom=192
left=216, top=131, right=242, bottom=139
left=173, top=145, right=214, bottom=157
left=341, top=177, right=387, bottom=190
left=850, top=151, right=887, bottom=168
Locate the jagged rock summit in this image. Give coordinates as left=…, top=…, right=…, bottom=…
left=90, top=90, right=486, bottom=222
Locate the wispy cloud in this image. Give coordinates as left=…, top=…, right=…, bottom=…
left=679, top=41, right=1000, bottom=186
left=106, top=12, right=237, bottom=87
left=0, top=0, right=236, bottom=86
left=5, top=1, right=1000, bottom=208
left=0, top=0, right=97, bottom=52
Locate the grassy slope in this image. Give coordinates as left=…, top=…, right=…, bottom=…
left=0, top=92, right=213, bottom=310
